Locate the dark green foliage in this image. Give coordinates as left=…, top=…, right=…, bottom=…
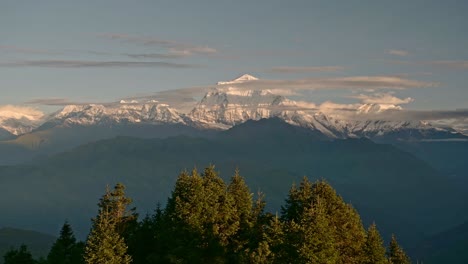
left=47, top=222, right=84, bottom=264
left=1, top=126, right=464, bottom=249
left=17, top=165, right=410, bottom=264
left=363, top=223, right=387, bottom=264
left=388, top=235, right=411, bottom=264
left=281, top=178, right=366, bottom=264
left=297, top=199, right=339, bottom=264
left=84, top=184, right=132, bottom=264
left=163, top=166, right=240, bottom=263
left=3, top=244, right=36, bottom=264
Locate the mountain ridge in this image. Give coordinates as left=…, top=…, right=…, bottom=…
left=0, top=75, right=466, bottom=148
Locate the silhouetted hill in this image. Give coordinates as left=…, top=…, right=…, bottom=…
left=412, top=220, right=468, bottom=263
left=0, top=129, right=14, bottom=142
left=0, top=123, right=215, bottom=165
left=0, top=227, right=55, bottom=263
left=0, top=119, right=466, bottom=253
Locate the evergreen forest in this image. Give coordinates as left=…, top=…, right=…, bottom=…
left=3, top=166, right=411, bottom=264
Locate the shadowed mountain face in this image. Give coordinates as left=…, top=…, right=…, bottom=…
left=0, top=119, right=466, bottom=252
left=0, top=129, right=14, bottom=142
left=0, top=123, right=216, bottom=165
left=411, top=221, right=468, bottom=264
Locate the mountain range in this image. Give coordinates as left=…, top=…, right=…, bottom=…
left=0, top=75, right=467, bottom=262
left=1, top=74, right=466, bottom=141
left=1, top=118, right=466, bottom=249
left=0, top=75, right=465, bottom=166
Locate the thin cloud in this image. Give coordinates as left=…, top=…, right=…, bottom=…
left=352, top=93, right=414, bottom=105
left=124, top=53, right=187, bottom=59
left=386, top=49, right=409, bottom=56
left=0, top=45, right=60, bottom=55
left=99, top=33, right=218, bottom=57
left=0, top=60, right=200, bottom=68
left=25, top=98, right=90, bottom=106
left=425, top=60, right=468, bottom=69
left=0, top=105, right=45, bottom=120
left=215, top=76, right=436, bottom=91
left=120, top=75, right=435, bottom=112
left=388, top=60, right=468, bottom=70
left=270, top=66, right=344, bottom=73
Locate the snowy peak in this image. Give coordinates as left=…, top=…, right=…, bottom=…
left=0, top=106, right=44, bottom=135
left=217, top=74, right=259, bottom=85
left=188, top=86, right=296, bottom=128
left=48, top=102, right=185, bottom=127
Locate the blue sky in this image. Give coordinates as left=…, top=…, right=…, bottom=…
left=1, top=0, right=467, bottom=113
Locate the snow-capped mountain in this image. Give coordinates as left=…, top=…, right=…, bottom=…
left=44, top=101, right=186, bottom=128
left=0, top=106, right=44, bottom=137
left=2, top=74, right=464, bottom=142
left=187, top=75, right=464, bottom=140
left=188, top=83, right=297, bottom=129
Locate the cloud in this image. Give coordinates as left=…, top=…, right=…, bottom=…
left=318, top=101, right=361, bottom=112
left=99, top=33, right=218, bottom=57
left=124, top=53, right=187, bottom=59
left=386, top=49, right=409, bottom=56
left=270, top=66, right=344, bottom=73
left=0, top=60, right=200, bottom=68
left=24, top=98, right=80, bottom=106
left=295, top=101, right=318, bottom=109
left=0, top=105, right=44, bottom=120
left=215, top=76, right=436, bottom=91
left=425, top=60, right=468, bottom=69
left=388, top=60, right=468, bottom=70
left=118, top=75, right=434, bottom=112
left=25, top=98, right=120, bottom=106
left=0, top=45, right=59, bottom=55
left=352, top=93, right=414, bottom=105
left=121, top=87, right=207, bottom=113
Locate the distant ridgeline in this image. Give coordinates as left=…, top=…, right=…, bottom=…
left=3, top=166, right=412, bottom=264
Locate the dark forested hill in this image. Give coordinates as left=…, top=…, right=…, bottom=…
left=0, top=227, right=55, bottom=264
left=0, top=119, right=466, bottom=252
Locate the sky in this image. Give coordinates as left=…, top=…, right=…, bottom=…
left=1, top=0, right=467, bottom=118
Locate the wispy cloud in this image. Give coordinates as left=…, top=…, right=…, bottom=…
left=24, top=98, right=80, bottom=106
left=425, top=60, right=468, bottom=69
left=214, top=76, right=436, bottom=91
left=0, top=45, right=60, bottom=55
left=0, top=105, right=45, bottom=120
left=119, top=75, right=434, bottom=113
left=124, top=53, right=187, bottom=59
left=388, top=59, right=468, bottom=70
left=386, top=49, right=409, bottom=56
left=270, top=66, right=344, bottom=73
left=351, top=93, right=414, bottom=105
left=99, top=33, right=218, bottom=57
left=0, top=60, right=200, bottom=68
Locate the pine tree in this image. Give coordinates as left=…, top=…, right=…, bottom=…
left=163, top=166, right=241, bottom=263
left=297, top=199, right=338, bottom=264
left=311, top=180, right=366, bottom=264
left=84, top=184, right=132, bottom=264
left=263, top=214, right=284, bottom=264
left=388, top=235, right=411, bottom=264
left=3, top=244, right=36, bottom=264
left=281, top=178, right=366, bottom=264
left=47, top=221, right=82, bottom=264
left=363, top=223, right=387, bottom=264
left=227, top=169, right=254, bottom=262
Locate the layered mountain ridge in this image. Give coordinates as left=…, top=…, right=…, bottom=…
left=1, top=74, right=466, bottom=141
